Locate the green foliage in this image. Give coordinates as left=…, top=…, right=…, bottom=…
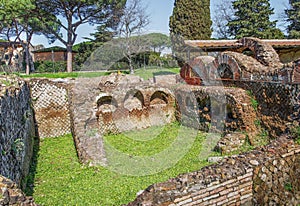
left=142, top=33, right=171, bottom=52
left=19, top=67, right=179, bottom=79
left=29, top=125, right=213, bottom=205
left=34, top=61, right=67, bottom=73
left=90, top=25, right=115, bottom=46
left=284, top=182, right=293, bottom=191
left=228, top=0, right=284, bottom=39
left=246, top=90, right=259, bottom=111
left=254, top=119, right=261, bottom=127
left=169, top=0, right=212, bottom=40
left=34, top=0, right=126, bottom=71
left=285, top=1, right=300, bottom=39
left=290, top=126, right=300, bottom=144
left=73, top=41, right=96, bottom=67
left=20, top=71, right=115, bottom=79
left=12, top=138, right=24, bottom=159
left=251, top=98, right=259, bottom=111
left=296, top=137, right=300, bottom=145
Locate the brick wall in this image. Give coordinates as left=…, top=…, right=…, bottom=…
left=126, top=136, right=300, bottom=205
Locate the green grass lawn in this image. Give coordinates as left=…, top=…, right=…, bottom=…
left=134, top=67, right=180, bottom=80
left=19, top=71, right=114, bottom=79
left=18, top=67, right=180, bottom=80
left=29, top=122, right=214, bottom=206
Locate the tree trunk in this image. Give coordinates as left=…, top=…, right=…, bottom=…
left=129, top=58, right=134, bottom=74
left=66, top=44, right=73, bottom=73
left=25, top=44, right=30, bottom=75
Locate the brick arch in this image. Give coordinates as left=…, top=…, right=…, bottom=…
left=123, top=89, right=144, bottom=111
left=212, top=53, right=241, bottom=80
left=238, top=37, right=283, bottom=70
left=189, top=56, right=214, bottom=82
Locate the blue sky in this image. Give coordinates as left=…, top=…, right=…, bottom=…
left=32, top=0, right=289, bottom=47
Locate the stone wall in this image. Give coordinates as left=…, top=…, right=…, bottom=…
left=0, top=175, right=38, bottom=206
left=0, top=76, right=37, bottom=188
left=175, top=85, right=258, bottom=138
left=126, top=136, right=300, bottom=206
left=223, top=81, right=300, bottom=137
left=69, top=74, right=176, bottom=165
left=30, top=78, right=71, bottom=138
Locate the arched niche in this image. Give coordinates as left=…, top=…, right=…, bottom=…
left=97, top=96, right=118, bottom=113
left=217, top=63, right=234, bottom=79
left=123, top=90, right=144, bottom=111
left=150, top=90, right=169, bottom=106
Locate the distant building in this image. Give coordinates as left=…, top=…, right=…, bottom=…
left=32, top=46, right=77, bottom=62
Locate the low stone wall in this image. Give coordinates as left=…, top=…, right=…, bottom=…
left=30, top=78, right=71, bottom=138
left=126, top=136, right=300, bottom=205
left=0, top=175, right=38, bottom=206
left=0, top=77, right=36, bottom=188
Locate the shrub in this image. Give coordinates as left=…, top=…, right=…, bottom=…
left=34, top=61, right=67, bottom=73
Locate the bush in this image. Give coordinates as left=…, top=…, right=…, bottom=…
left=34, top=61, right=67, bottom=73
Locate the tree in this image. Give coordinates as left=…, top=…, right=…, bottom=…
left=117, top=0, right=150, bottom=74
left=169, top=0, right=212, bottom=40
left=212, top=0, right=235, bottom=39
left=285, top=0, right=300, bottom=38
left=34, top=0, right=126, bottom=72
left=91, top=24, right=115, bottom=46
left=143, top=33, right=171, bottom=52
left=228, top=0, right=284, bottom=39
left=0, top=0, right=57, bottom=74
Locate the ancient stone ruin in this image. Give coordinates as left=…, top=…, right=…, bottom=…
left=0, top=37, right=299, bottom=205
left=181, top=37, right=300, bottom=84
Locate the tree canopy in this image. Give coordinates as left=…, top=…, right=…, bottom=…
left=227, top=0, right=284, bottom=39
left=0, top=0, right=58, bottom=74
left=169, top=0, right=212, bottom=40
left=142, top=33, right=171, bottom=52
left=285, top=0, right=300, bottom=39
left=34, top=0, right=126, bottom=72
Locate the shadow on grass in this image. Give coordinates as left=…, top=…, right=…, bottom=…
left=153, top=71, right=177, bottom=76
left=24, top=113, right=40, bottom=196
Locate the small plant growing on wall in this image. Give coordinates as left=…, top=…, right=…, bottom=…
left=291, top=126, right=300, bottom=144
left=284, top=182, right=293, bottom=192
left=246, top=90, right=259, bottom=111
left=12, top=138, right=25, bottom=160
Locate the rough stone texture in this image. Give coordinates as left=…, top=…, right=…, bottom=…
left=30, top=79, right=71, bottom=138
left=69, top=74, right=176, bottom=165
left=238, top=37, right=283, bottom=70
left=69, top=76, right=108, bottom=166
left=175, top=85, right=258, bottom=137
left=125, top=136, right=300, bottom=206
left=184, top=37, right=295, bottom=84
left=223, top=81, right=300, bottom=137
left=0, top=175, right=38, bottom=206
left=253, top=136, right=300, bottom=205
left=153, top=74, right=178, bottom=85
left=216, top=132, right=247, bottom=155
left=0, top=76, right=36, bottom=188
